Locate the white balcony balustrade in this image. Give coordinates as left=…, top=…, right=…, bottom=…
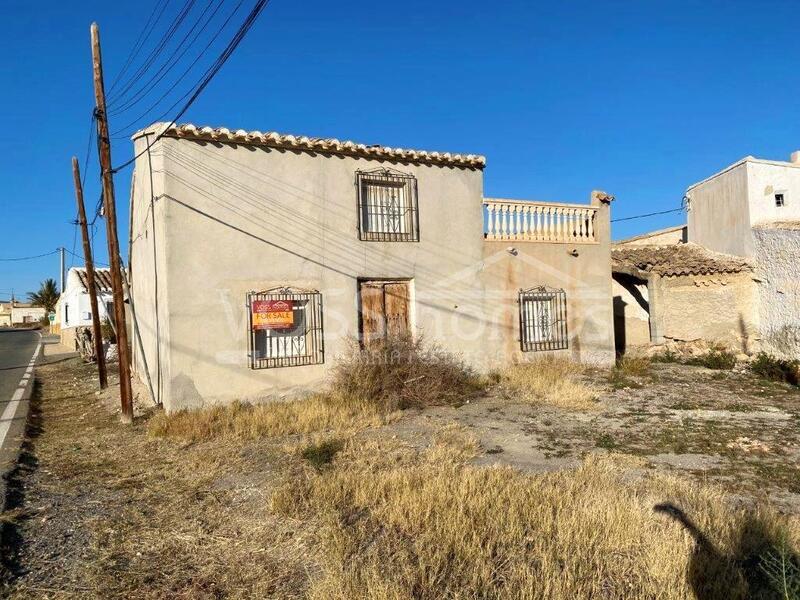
left=483, top=199, right=599, bottom=243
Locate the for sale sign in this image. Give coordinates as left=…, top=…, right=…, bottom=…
left=252, top=300, right=294, bottom=330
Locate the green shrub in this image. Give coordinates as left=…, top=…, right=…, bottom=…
left=652, top=349, right=681, bottom=364
left=685, top=348, right=737, bottom=370
left=750, top=352, right=799, bottom=386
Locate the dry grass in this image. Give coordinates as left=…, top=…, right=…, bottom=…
left=331, top=336, right=485, bottom=411
left=500, top=355, right=601, bottom=410
left=148, top=394, right=386, bottom=442
left=273, top=444, right=800, bottom=599
left=9, top=358, right=800, bottom=599
left=616, top=353, right=652, bottom=377
left=3, top=359, right=313, bottom=599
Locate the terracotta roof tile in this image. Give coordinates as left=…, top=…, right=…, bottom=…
left=611, top=243, right=752, bottom=276
left=135, top=122, right=486, bottom=169
left=75, top=268, right=113, bottom=293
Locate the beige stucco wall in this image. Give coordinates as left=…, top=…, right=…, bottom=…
left=753, top=227, right=800, bottom=358
left=129, top=132, right=170, bottom=406
left=129, top=134, right=615, bottom=411
left=687, top=162, right=752, bottom=257
left=480, top=198, right=615, bottom=367
left=656, top=272, right=760, bottom=353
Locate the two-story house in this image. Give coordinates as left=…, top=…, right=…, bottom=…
left=685, top=152, right=800, bottom=358
left=612, top=151, right=800, bottom=359
left=129, top=122, right=615, bottom=411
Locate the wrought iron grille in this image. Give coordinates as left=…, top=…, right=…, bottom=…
left=247, top=287, right=324, bottom=369
left=519, top=286, right=568, bottom=352
left=356, top=168, right=419, bottom=241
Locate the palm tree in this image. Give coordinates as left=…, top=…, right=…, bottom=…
left=28, top=278, right=59, bottom=313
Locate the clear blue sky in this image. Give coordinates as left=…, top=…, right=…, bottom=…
left=1, top=0, right=799, bottom=299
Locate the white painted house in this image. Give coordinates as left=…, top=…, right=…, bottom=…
left=685, top=151, right=800, bottom=359
left=59, top=267, right=115, bottom=349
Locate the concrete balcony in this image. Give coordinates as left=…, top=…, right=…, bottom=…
left=484, top=199, right=599, bottom=244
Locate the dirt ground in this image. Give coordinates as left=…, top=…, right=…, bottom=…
left=394, top=362, right=800, bottom=513
left=0, top=356, right=798, bottom=597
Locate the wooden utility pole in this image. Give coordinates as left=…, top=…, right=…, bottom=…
left=91, top=22, right=133, bottom=423
left=72, top=156, right=108, bottom=390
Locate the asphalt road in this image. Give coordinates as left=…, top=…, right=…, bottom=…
left=0, top=329, right=40, bottom=403
left=0, top=328, right=41, bottom=502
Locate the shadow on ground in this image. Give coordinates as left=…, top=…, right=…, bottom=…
left=655, top=502, right=800, bottom=599
left=0, top=378, right=44, bottom=583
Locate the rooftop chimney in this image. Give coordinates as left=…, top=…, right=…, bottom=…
left=791, top=151, right=800, bottom=164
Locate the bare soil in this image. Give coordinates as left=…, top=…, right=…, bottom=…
left=391, top=362, right=800, bottom=513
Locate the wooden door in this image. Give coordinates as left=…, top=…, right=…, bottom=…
left=359, top=280, right=411, bottom=346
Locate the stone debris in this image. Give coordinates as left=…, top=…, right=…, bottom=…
left=726, top=437, right=771, bottom=454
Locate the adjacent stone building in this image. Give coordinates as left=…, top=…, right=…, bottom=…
left=128, top=122, right=616, bottom=411
left=613, top=150, right=800, bottom=358
left=612, top=244, right=757, bottom=354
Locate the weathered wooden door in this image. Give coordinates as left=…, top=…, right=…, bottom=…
left=359, top=280, right=411, bottom=346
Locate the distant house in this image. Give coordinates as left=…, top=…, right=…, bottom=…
left=128, top=122, right=616, bottom=411
left=58, top=267, right=115, bottom=350
left=613, top=150, right=800, bottom=358
left=0, top=301, right=46, bottom=326
left=0, top=302, right=12, bottom=327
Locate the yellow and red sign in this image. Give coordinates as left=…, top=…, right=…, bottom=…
left=252, top=300, right=294, bottom=330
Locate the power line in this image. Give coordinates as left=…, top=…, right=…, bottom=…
left=64, top=247, right=110, bottom=268
left=107, top=0, right=199, bottom=108
left=107, top=0, right=172, bottom=95
left=109, top=0, right=225, bottom=118
left=611, top=207, right=684, bottom=223
left=0, top=249, right=60, bottom=262
left=81, top=113, right=96, bottom=188
left=111, top=0, right=270, bottom=173
left=110, top=0, right=246, bottom=138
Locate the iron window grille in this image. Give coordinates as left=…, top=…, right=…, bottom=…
left=519, top=286, right=568, bottom=352
left=775, top=193, right=785, bottom=207
left=247, top=287, right=324, bottom=369
left=356, top=168, right=419, bottom=241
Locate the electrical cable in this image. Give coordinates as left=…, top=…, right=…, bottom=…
left=110, top=0, right=269, bottom=173
left=109, top=0, right=246, bottom=138
left=64, top=248, right=110, bottom=268
left=107, top=0, right=172, bottom=95
left=109, top=0, right=224, bottom=117
left=0, top=249, right=60, bottom=262
left=611, top=207, right=684, bottom=223
left=107, top=0, right=198, bottom=107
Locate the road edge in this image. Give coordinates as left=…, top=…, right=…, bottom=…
left=0, top=331, right=43, bottom=517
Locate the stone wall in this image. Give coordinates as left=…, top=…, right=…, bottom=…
left=657, top=272, right=760, bottom=353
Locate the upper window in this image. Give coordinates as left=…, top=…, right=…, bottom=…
left=247, top=288, right=324, bottom=369
left=356, top=169, right=419, bottom=242
left=519, top=286, right=568, bottom=352
left=775, top=193, right=785, bottom=207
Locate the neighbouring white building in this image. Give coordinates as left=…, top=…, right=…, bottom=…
left=613, top=150, right=800, bottom=359
left=58, top=267, right=115, bottom=349
left=0, top=301, right=45, bottom=326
